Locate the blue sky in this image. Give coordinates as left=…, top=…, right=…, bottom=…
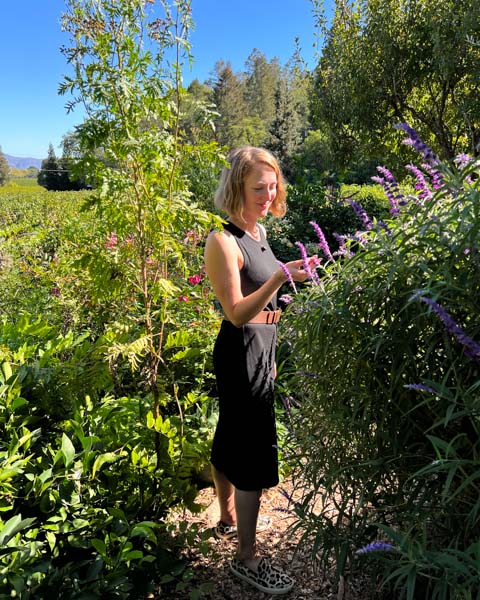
left=1, top=0, right=331, bottom=159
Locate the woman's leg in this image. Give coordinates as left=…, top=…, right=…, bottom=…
left=235, top=488, right=262, bottom=569
left=211, top=464, right=236, bottom=525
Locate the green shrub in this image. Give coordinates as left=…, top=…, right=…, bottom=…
left=281, top=140, right=480, bottom=598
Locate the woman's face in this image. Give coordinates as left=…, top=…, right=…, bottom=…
left=242, top=163, right=277, bottom=221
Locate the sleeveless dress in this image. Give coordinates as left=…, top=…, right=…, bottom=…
left=210, top=221, right=280, bottom=491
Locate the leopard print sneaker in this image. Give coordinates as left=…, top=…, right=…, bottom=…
left=230, top=556, right=294, bottom=595
left=213, top=516, right=271, bottom=541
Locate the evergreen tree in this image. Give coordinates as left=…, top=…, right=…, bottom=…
left=0, top=147, right=9, bottom=186
left=38, top=144, right=61, bottom=190
left=211, top=61, right=249, bottom=149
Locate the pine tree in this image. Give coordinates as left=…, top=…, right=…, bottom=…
left=38, top=144, right=61, bottom=190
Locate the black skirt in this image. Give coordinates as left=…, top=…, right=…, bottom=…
left=210, top=319, right=279, bottom=491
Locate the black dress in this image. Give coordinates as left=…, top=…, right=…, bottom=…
left=210, top=221, right=280, bottom=491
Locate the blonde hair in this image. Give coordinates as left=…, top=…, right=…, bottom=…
left=214, top=146, right=287, bottom=218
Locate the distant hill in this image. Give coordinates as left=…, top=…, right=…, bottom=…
left=5, top=154, right=42, bottom=170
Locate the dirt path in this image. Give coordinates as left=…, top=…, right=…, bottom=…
left=162, top=480, right=371, bottom=599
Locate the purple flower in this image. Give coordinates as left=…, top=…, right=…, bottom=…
left=405, top=164, right=433, bottom=201
left=394, top=123, right=438, bottom=165
left=455, top=153, right=472, bottom=169
left=376, top=166, right=406, bottom=206
left=371, top=175, right=400, bottom=214
left=404, top=383, right=437, bottom=394
left=333, top=233, right=353, bottom=258
left=418, top=296, right=480, bottom=362
left=309, top=221, right=333, bottom=261
left=345, top=198, right=373, bottom=230
left=421, top=163, right=444, bottom=190
left=279, top=294, right=294, bottom=305
left=295, top=241, right=321, bottom=284
left=356, top=541, right=397, bottom=555
left=277, top=261, right=297, bottom=293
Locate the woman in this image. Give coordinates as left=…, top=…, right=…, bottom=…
left=204, top=146, right=316, bottom=594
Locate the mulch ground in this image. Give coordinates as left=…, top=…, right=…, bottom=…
left=158, top=479, right=378, bottom=599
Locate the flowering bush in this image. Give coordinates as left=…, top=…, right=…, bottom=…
left=281, top=127, right=480, bottom=598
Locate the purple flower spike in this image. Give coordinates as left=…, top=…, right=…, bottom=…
left=333, top=233, right=353, bottom=258
left=404, top=383, right=437, bottom=394
left=279, top=294, right=293, bottom=305
left=394, top=123, right=438, bottom=165
left=455, top=153, right=472, bottom=169
left=295, top=241, right=314, bottom=278
left=376, top=166, right=406, bottom=206
left=309, top=221, right=333, bottom=261
left=277, top=261, right=297, bottom=293
left=371, top=175, right=400, bottom=214
left=421, top=163, right=444, bottom=190
left=405, top=164, right=433, bottom=201
left=345, top=198, right=373, bottom=230
left=419, top=296, right=480, bottom=362
left=356, top=541, right=397, bottom=555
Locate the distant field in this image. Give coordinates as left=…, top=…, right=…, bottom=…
left=2, top=178, right=43, bottom=191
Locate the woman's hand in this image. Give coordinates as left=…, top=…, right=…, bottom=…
left=283, top=256, right=319, bottom=282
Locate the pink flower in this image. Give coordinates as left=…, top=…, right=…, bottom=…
left=50, top=286, right=61, bottom=297
left=105, top=232, right=118, bottom=250
left=188, top=274, right=201, bottom=285
left=178, top=295, right=189, bottom=302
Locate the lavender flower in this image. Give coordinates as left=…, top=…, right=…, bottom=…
left=376, top=166, right=406, bottom=206
left=371, top=175, right=400, bottom=214
left=356, top=541, right=397, bottom=555
left=277, top=261, right=297, bottom=293
left=309, top=221, right=333, bottom=261
left=394, top=123, right=438, bottom=165
left=454, top=153, right=472, bottom=170
left=333, top=233, right=353, bottom=258
left=405, top=164, right=433, bottom=201
left=345, top=198, right=373, bottom=230
left=404, top=383, right=436, bottom=394
left=295, top=241, right=321, bottom=285
left=419, top=296, right=480, bottom=362
left=279, top=294, right=294, bottom=305
left=421, top=163, right=444, bottom=190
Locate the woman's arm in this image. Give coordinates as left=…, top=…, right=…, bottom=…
left=204, top=230, right=311, bottom=327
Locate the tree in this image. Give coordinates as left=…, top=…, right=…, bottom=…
left=0, top=147, right=9, bottom=186
left=37, top=144, right=62, bottom=190
left=311, top=0, right=480, bottom=167
left=211, top=60, right=250, bottom=148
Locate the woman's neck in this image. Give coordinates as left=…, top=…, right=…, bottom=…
left=229, top=215, right=260, bottom=240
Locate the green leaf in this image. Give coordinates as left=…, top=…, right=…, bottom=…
left=61, top=433, right=76, bottom=467
left=0, top=514, right=36, bottom=545
left=92, top=451, right=123, bottom=478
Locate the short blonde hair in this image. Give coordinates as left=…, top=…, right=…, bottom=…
left=214, top=146, right=287, bottom=218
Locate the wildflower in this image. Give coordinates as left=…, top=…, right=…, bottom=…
left=277, top=261, right=297, bottom=293
left=404, top=383, right=436, bottom=394
left=418, top=295, right=480, bottom=362
left=188, top=274, right=201, bottom=285
left=371, top=175, right=400, bottom=214
left=279, top=294, right=293, bottom=305
left=345, top=198, right=373, bottom=230
left=50, top=286, right=61, bottom=297
left=105, top=232, right=118, bottom=250
left=295, top=241, right=320, bottom=284
left=356, top=541, right=397, bottom=555
left=376, top=166, right=406, bottom=206
left=454, top=153, right=472, bottom=170
left=333, top=233, right=353, bottom=258
left=178, top=295, right=189, bottom=302
left=405, top=164, right=433, bottom=201
left=309, top=221, right=333, bottom=261
left=421, top=163, right=444, bottom=190
left=394, top=123, right=438, bottom=165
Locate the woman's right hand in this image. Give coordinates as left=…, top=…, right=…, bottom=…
left=283, top=256, right=318, bottom=282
